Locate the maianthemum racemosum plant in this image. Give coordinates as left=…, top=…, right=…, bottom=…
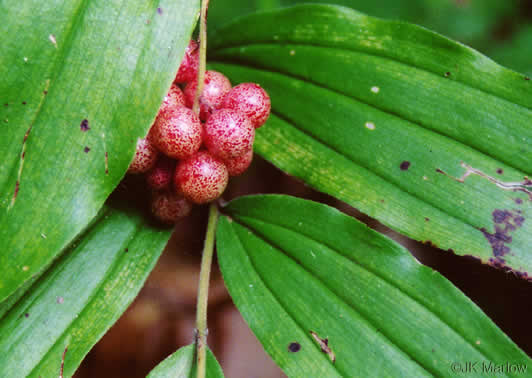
left=0, top=0, right=531, bottom=377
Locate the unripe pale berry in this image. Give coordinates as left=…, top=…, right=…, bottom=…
left=175, top=151, right=229, bottom=204
left=224, top=148, right=253, bottom=176
left=127, top=138, right=159, bottom=174
left=204, top=108, right=255, bottom=160
left=222, top=83, right=271, bottom=128
left=146, top=156, right=176, bottom=191
left=184, top=70, right=232, bottom=120
left=151, top=190, right=192, bottom=224
left=150, top=106, right=202, bottom=159
left=175, top=40, right=199, bottom=83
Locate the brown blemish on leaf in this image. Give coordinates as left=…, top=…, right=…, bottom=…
left=10, top=126, right=33, bottom=208
left=444, top=72, right=451, bottom=77
left=515, top=198, right=523, bottom=205
left=83, top=146, right=90, bottom=153
left=496, top=168, right=503, bottom=175
left=287, top=342, right=301, bottom=353
left=105, top=151, right=109, bottom=175
left=424, top=217, right=430, bottom=222
left=400, top=161, right=410, bottom=171
left=480, top=209, right=525, bottom=258
left=437, top=163, right=532, bottom=200
left=60, top=346, right=68, bottom=378
left=525, top=76, right=530, bottom=81
left=310, top=331, right=336, bottom=363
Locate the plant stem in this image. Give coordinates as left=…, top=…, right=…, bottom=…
left=195, top=202, right=219, bottom=378
left=192, top=0, right=210, bottom=115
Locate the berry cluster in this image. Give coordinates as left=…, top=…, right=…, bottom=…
left=127, top=40, right=271, bottom=224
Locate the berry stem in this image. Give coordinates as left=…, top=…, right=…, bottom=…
left=193, top=0, right=210, bottom=115
left=195, top=201, right=219, bottom=378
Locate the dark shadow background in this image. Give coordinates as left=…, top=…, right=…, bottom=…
left=75, top=1, right=532, bottom=377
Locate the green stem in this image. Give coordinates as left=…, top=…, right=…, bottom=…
left=192, top=0, right=210, bottom=115
left=195, top=202, right=219, bottom=378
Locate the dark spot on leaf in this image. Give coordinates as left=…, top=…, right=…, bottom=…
left=480, top=209, right=525, bottom=258
left=14, top=181, right=20, bottom=199
left=157, top=7, right=162, bottom=14
left=3, top=103, right=7, bottom=107
left=23, top=126, right=32, bottom=142
left=444, top=71, right=451, bottom=77
left=400, top=161, right=410, bottom=171
left=22, top=101, right=26, bottom=105
left=125, top=248, right=129, bottom=253
left=436, top=168, right=444, bottom=174
left=515, top=198, right=523, bottom=205
left=24, top=313, right=29, bottom=318
left=379, top=199, right=385, bottom=203
left=525, top=76, right=530, bottom=81
left=496, top=168, right=503, bottom=174
left=105, top=151, right=109, bottom=174
left=22, top=151, right=25, bottom=159
left=431, top=348, right=435, bottom=353
left=80, top=119, right=90, bottom=131
left=424, top=217, right=430, bottom=222
left=83, top=146, right=90, bottom=153
left=288, top=342, right=301, bottom=353
left=43, top=90, right=48, bottom=95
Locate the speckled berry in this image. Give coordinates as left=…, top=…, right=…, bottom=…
left=224, top=148, right=253, bottom=176
left=127, top=138, right=159, bottom=174
left=146, top=156, right=176, bottom=190
left=175, top=40, right=199, bottom=83
left=204, top=108, right=255, bottom=160
left=151, top=190, right=192, bottom=224
left=184, top=70, right=232, bottom=120
left=160, top=84, right=185, bottom=113
left=175, top=151, right=229, bottom=204
left=150, top=106, right=202, bottom=159
left=222, top=83, right=271, bottom=128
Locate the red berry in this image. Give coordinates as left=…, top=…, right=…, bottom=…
left=224, top=148, right=253, bottom=176
left=175, top=151, right=229, bottom=204
left=160, top=84, right=185, bottom=113
left=184, top=71, right=232, bottom=120
left=204, top=109, right=255, bottom=160
left=127, top=138, right=159, bottom=174
left=146, top=156, right=176, bottom=190
left=150, top=106, right=202, bottom=159
left=222, top=83, right=271, bottom=128
left=175, top=40, right=199, bottom=83
left=151, top=191, right=192, bottom=224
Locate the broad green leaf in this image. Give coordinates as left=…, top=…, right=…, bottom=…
left=217, top=195, right=530, bottom=377
left=0, top=193, right=172, bottom=378
left=209, top=4, right=532, bottom=277
left=147, top=344, right=224, bottom=378
left=0, top=0, right=199, bottom=302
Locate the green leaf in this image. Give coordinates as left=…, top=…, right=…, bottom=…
left=0, top=194, right=172, bottom=377
left=0, top=0, right=199, bottom=302
left=209, top=4, right=532, bottom=277
left=217, top=195, right=530, bottom=377
left=147, top=344, right=224, bottom=378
